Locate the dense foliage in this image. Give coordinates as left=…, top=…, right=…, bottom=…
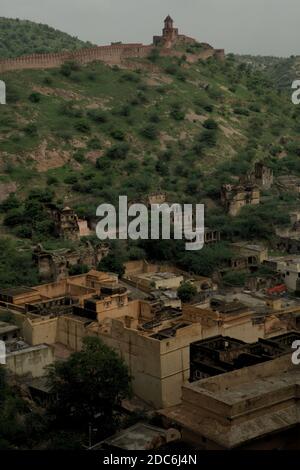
left=0, top=17, right=92, bottom=58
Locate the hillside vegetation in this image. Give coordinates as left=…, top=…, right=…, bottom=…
left=1, top=44, right=300, bottom=285
left=0, top=17, right=92, bottom=58
left=235, top=54, right=300, bottom=90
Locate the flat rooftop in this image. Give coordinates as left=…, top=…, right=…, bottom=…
left=268, top=255, right=300, bottom=263
left=136, top=272, right=182, bottom=280
left=0, top=286, right=37, bottom=296
left=0, top=321, right=19, bottom=335
left=193, top=367, right=297, bottom=404
left=161, top=355, right=300, bottom=448
left=231, top=242, right=266, bottom=252
left=99, top=423, right=177, bottom=450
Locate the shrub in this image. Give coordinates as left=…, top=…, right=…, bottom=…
left=170, top=103, right=185, bottom=121
left=120, top=72, right=140, bottom=83
left=28, top=92, right=41, bottom=103
left=233, top=107, right=250, bottom=116
left=110, top=129, right=125, bottom=141
left=141, top=124, right=158, bottom=140
left=203, top=118, right=218, bottom=130
left=198, top=129, right=217, bottom=148
left=87, top=109, right=108, bottom=124
left=4, top=208, right=25, bottom=227
left=47, top=176, right=58, bottom=185
left=88, top=137, right=101, bottom=149
left=23, top=123, right=38, bottom=136
left=177, top=282, right=197, bottom=303
left=60, top=61, right=80, bottom=77
left=106, top=143, right=130, bottom=159
left=165, top=64, right=178, bottom=75
left=0, top=194, right=20, bottom=212
left=64, top=174, right=78, bottom=185
left=74, top=120, right=90, bottom=133
left=149, top=113, right=160, bottom=123
left=73, top=150, right=85, bottom=163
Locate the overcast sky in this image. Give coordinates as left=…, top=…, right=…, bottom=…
left=0, top=0, right=299, bottom=57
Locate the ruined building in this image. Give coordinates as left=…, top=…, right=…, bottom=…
left=189, top=332, right=300, bottom=381
left=46, top=204, right=92, bottom=241
left=253, top=162, right=273, bottom=190
left=33, top=242, right=109, bottom=282
left=221, top=180, right=260, bottom=216
left=277, top=175, right=300, bottom=194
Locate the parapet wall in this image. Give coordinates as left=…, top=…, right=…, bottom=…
left=0, top=43, right=154, bottom=73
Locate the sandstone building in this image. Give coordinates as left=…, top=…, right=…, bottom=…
left=1, top=267, right=298, bottom=409
left=161, top=354, right=300, bottom=449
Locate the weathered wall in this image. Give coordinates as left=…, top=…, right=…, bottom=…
left=6, top=344, right=54, bottom=377
left=0, top=40, right=224, bottom=74
left=23, top=317, right=58, bottom=345
left=56, top=315, right=88, bottom=351
left=95, top=318, right=202, bottom=409
left=0, top=44, right=153, bottom=73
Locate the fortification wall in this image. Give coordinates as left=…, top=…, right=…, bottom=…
left=0, top=38, right=224, bottom=74
left=0, top=43, right=154, bottom=73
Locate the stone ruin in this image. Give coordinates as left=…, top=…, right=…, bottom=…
left=33, top=241, right=109, bottom=282
left=46, top=204, right=92, bottom=241
left=221, top=162, right=273, bottom=217
left=221, top=179, right=260, bottom=217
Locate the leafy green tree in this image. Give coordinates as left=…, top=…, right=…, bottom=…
left=141, top=124, right=158, bottom=140
left=0, top=238, right=39, bottom=287
left=177, top=282, right=197, bottom=303
left=203, top=118, right=218, bottom=130
left=106, top=143, right=130, bottom=160
left=47, top=337, right=131, bottom=435
left=98, top=252, right=125, bottom=277
left=0, top=194, right=20, bottom=212
left=28, top=92, right=41, bottom=103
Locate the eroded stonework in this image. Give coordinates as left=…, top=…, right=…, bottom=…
left=33, top=241, right=109, bottom=282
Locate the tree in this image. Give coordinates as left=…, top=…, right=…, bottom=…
left=0, top=238, right=39, bottom=287
left=47, top=337, right=131, bottom=435
left=141, top=124, right=158, bottom=140
left=177, top=282, right=197, bottom=303
left=203, top=118, right=218, bottom=130
left=98, top=251, right=125, bottom=277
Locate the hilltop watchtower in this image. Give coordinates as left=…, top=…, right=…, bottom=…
left=153, top=15, right=179, bottom=47
left=162, top=15, right=178, bottom=42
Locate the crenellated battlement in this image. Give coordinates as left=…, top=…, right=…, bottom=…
left=0, top=44, right=153, bottom=73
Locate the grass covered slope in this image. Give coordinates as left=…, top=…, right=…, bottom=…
left=0, top=17, right=92, bottom=58
left=235, top=54, right=300, bottom=90
left=0, top=52, right=299, bottom=252
left=0, top=52, right=300, bottom=287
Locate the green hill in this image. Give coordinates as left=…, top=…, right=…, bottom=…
left=234, top=54, right=300, bottom=89
left=0, top=17, right=93, bottom=58
left=1, top=46, right=300, bottom=286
